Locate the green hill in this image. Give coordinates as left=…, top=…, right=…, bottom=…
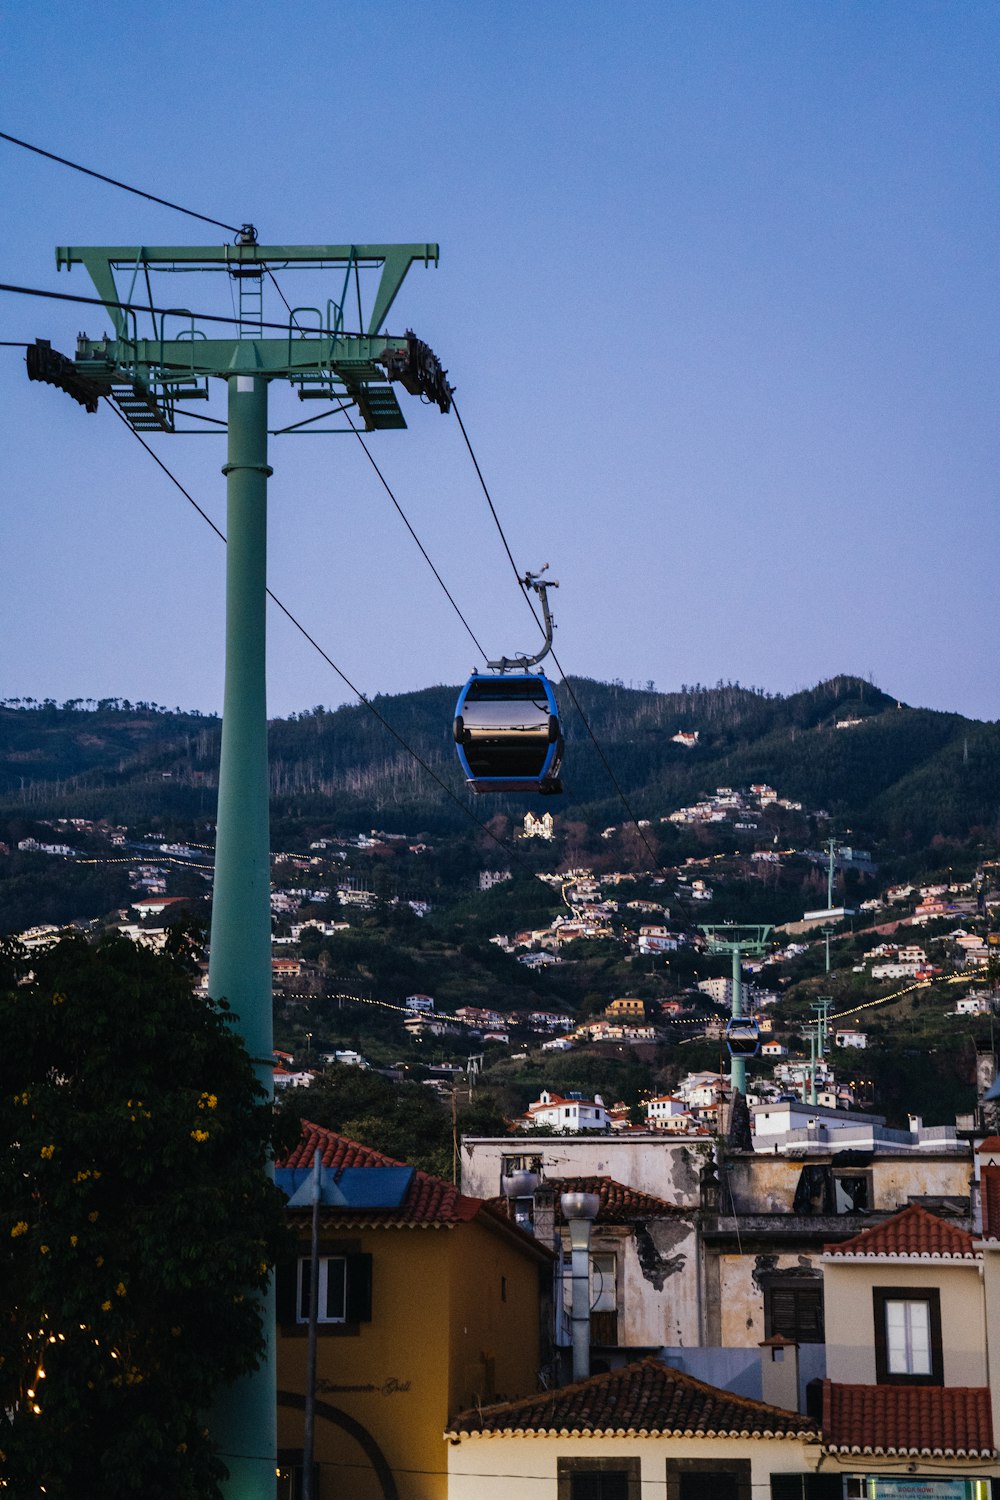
left=2, top=675, right=997, bottom=849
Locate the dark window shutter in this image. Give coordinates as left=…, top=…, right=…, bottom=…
left=275, top=1259, right=298, bottom=1325
left=345, top=1252, right=372, bottom=1323
left=771, top=1478, right=803, bottom=1500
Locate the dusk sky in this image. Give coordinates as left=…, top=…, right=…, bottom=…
left=3, top=3, right=997, bottom=722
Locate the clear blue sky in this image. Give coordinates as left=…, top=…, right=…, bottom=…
left=3, top=2, right=997, bottom=720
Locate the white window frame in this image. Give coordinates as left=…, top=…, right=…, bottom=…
left=296, top=1255, right=347, bottom=1324
left=884, top=1298, right=932, bottom=1375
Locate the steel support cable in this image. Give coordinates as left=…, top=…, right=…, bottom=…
left=102, top=400, right=530, bottom=870
left=265, top=264, right=489, bottom=664
left=0, top=130, right=240, bottom=233
left=451, top=395, right=546, bottom=638
left=0, top=280, right=366, bottom=337
left=451, top=398, right=668, bottom=873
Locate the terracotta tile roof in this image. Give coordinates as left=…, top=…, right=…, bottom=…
left=824, top=1203, right=977, bottom=1260
left=824, top=1381, right=994, bottom=1457
left=446, top=1356, right=819, bottom=1439
left=553, top=1176, right=683, bottom=1223
left=280, top=1121, right=482, bottom=1228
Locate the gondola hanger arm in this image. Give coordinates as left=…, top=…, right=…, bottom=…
left=487, top=566, right=559, bottom=673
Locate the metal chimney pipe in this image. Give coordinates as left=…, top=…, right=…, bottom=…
left=561, top=1192, right=600, bottom=1382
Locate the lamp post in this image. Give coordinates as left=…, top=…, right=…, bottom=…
left=560, top=1192, right=600, bottom=1382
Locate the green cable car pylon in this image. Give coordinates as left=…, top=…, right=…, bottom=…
left=699, top=924, right=772, bottom=1097
left=28, top=232, right=450, bottom=1499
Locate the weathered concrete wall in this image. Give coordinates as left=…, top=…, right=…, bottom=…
left=461, top=1135, right=711, bottom=1206
left=716, top=1250, right=822, bottom=1348
left=724, top=1151, right=972, bottom=1215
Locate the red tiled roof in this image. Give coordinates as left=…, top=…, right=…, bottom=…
left=824, top=1381, right=994, bottom=1457
left=825, top=1203, right=977, bottom=1260
left=280, top=1121, right=481, bottom=1227
left=551, top=1176, right=683, bottom=1223
left=976, top=1136, right=1000, bottom=1153
left=447, top=1356, right=819, bottom=1439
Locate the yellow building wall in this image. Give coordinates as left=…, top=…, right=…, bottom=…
left=445, top=1215, right=545, bottom=1415
left=276, top=1218, right=547, bottom=1500
left=823, top=1260, right=987, bottom=1386
left=277, top=1226, right=453, bottom=1500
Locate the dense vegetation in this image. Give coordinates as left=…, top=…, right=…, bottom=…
left=0, top=934, right=291, bottom=1499
left=3, top=675, right=999, bottom=845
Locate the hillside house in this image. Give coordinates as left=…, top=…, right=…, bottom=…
left=519, top=1091, right=611, bottom=1133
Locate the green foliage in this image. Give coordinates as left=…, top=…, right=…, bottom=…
left=278, top=1068, right=509, bottom=1180
left=0, top=935, right=290, bottom=1499
left=0, top=851, right=132, bottom=936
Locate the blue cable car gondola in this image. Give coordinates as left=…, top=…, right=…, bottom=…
left=454, top=671, right=564, bottom=795
left=725, top=1017, right=760, bottom=1058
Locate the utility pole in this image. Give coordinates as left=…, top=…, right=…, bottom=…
left=29, top=236, right=449, bottom=1499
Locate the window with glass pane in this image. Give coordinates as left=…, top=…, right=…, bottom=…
left=591, top=1253, right=616, bottom=1313
left=885, top=1299, right=931, bottom=1374
left=558, top=1457, right=640, bottom=1500
left=873, top=1286, right=942, bottom=1384
left=297, top=1256, right=347, bottom=1323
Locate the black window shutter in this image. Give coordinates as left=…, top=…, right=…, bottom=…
left=770, top=1479, right=803, bottom=1500
left=275, top=1258, right=298, bottom=1324
left=345, top=1252, right=373, bottom=1323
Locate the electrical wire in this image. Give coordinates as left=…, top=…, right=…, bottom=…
left=451, top=395, right=668, bottom=873
left=102, top=400, right=531, bottom=872
left=0, top=129, right=240, bottom=233
left=0, top=279, right=364, bottom=337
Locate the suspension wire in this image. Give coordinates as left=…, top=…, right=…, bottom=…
left=102, top=400, right=531, bottom=871
left=266, top=266, right=489, bottom=664
left=340, top=403, right=489, bottom=663
left=451, top=397, right=668, bottom=872
left=0, top=280, right=359, bottom=337
left=0, top=339, right=29, bottom=346
left=0, top=130, right=240, bottom=233
left=451, top=395, right=545, bottom=637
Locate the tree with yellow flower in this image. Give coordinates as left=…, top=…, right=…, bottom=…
left=0, top=933, right=293, bottom=1499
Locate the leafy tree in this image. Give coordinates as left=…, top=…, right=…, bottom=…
left=0, top=934, right=291, bottom=1499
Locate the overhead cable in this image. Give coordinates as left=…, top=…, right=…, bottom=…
left=266, top=266, right=489, bottom=663
left=0, top=280, right=364, bottom=337
left=103, top=401, right=530, bottom=871
left=451, top=396, right=667, bottom=872
left=0, top=129, right=240, bottom=233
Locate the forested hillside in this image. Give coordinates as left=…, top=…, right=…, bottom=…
left=2, top=675, right=997, bottom=848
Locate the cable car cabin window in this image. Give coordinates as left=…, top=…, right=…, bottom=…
left=464, top=678, right=550, bottom=701
left=464, top=741, right=555, bottom=778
